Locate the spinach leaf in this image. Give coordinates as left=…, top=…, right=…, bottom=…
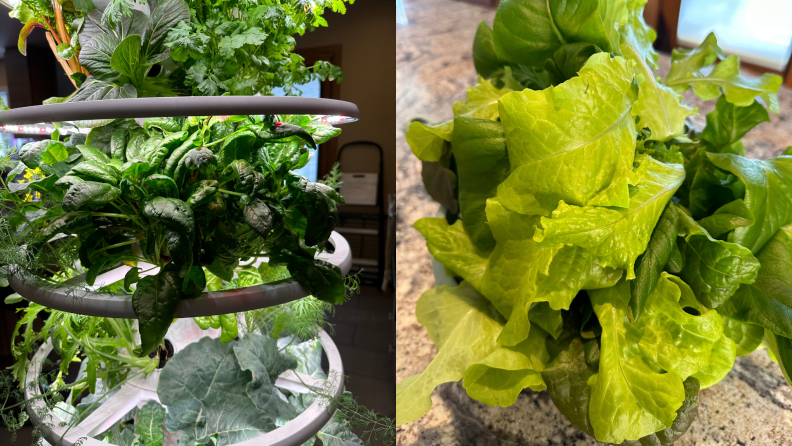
left=132, top=263, right=182, bottom=355
left=62, top=181, right=121, bottom=211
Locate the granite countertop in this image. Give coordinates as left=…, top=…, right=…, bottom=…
left=395, top=0, right=792, bottom=444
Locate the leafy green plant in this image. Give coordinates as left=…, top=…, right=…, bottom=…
left=1, top=113, right=347, bottom=356
left=398, top=0, right=790, bottom=444
left=166, top=0, right=352, bottom=96
left=7, top=0, right=353, bottom=100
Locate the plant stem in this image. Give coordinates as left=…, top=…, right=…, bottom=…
left=218, top=189, right=246, bottom=197
left=91, top=213, right=133, bottom=219
left=93, top=238, right=143, bottom=254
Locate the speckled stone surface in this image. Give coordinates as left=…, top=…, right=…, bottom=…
left=395, top=0, right=792, bottom=444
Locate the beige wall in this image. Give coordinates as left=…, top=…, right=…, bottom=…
left=295, top=1, right=395, bottom=203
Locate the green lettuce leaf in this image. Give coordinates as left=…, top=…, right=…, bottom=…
left=588, top=275, right=723, bottom=443
left=452, top=117, right=510, bottom=251
left=697, top=199, right=754, bottom=238
left=405, top=121, right=452, bottom=162
left=535, top=155, right=685, bottom=279
left=497, top=53, right=638, bottom=215
left=721, top=315, right=763, bottom=357
left=700, top=96, right=770, bottom=151
left=719, top=227, right=792, bottom=339
left=452, top=77, right=515, bottom=120
left=619, top=1, right=695, bottom=142
left=676, top=206, right=760, bottom=308
left=461, top=324, right=549, bottom=407
left=478, top=198, right=620, bottom=346
left=664, top=33, right=782, bottom=112
left=413, top=218, right=488, bottom=289
left=491, top=0, right=618, bottom=68
left=395, top=282, right=504, bottom=425
left=706, top=153, right=792, bottom=254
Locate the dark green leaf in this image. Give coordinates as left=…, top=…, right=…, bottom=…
left=69, top=160, right=121, bottom=186
left=163, top=132, right=199, bottom=177
left=62, top=181, right=121, bottom=211
left=143, top=117, right=184, bottom=134
left=143, top=0, right=189, bottom=61
left=698, top=199, right=754, bottom=238
left=121, top=159, right=151, bottom=180
left=123, top=267, right=141, bottom=292
left=218, top=130, right=256, bottom=167
left=244, top=199, right=273, bottom=240
left=80, top=33, right=122, bottom=82
left=67, top=76, right=137, bottom=102
left=181, top=265, right=206, bottom=297
left=700, top=96, right=770, bottom=151
left=707, top=153, right=792, bottom=253
left=158, top=336, right=285, bottom=445
left=631, top=204, right=679, bottom=320
left=421, top=160, right=458, bottom=214
left=545, top=43, right=600, bottom=86
left=185, top=180, right=218, bottom=208
left=472, top=21, right=504, bottom=79
left=142, top=197, right=195, bottom=276
left=133, top=263, right=182, bottom=355
left=143, top=174, right=179, bottom=198
left=183, top=147, right=217, bottom=173
left=719, top=228, right=792, bottom=338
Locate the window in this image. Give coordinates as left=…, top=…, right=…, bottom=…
left=272, top=79, right=322, bottom=182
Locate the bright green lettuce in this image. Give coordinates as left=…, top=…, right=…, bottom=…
left=396, top=282, right=502, bottom=424
left=665, top=33, right=782, bottom=112
left=497, top=53, right=638, bottom=214
left=402, top=0, right=792, bottom=443
left=588, top=275, right=726, bottom=443
left=535, top=155, right=685, bottom=278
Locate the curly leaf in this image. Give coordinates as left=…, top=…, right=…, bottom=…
left=497, top=53, right=638, bottom=214
left=142, top=197, right=195, bottom=276
left=461, top=324, right=548, bottom=407
left=535, top=155, right=685, bottom=279
left=664, top=32, right=782, bottom=112
left=135, top=400, right=166, bottom=446
left=185, top=180, right=218, bottom=209
left=244, top=199, right=273, bottom=240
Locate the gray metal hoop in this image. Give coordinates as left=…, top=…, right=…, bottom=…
left=0, top=96, right=359, bottom=126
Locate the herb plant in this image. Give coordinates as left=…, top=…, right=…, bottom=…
left=8, top=0, right=352, bottom=101
left=397, top=0, right=791, bottom=444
